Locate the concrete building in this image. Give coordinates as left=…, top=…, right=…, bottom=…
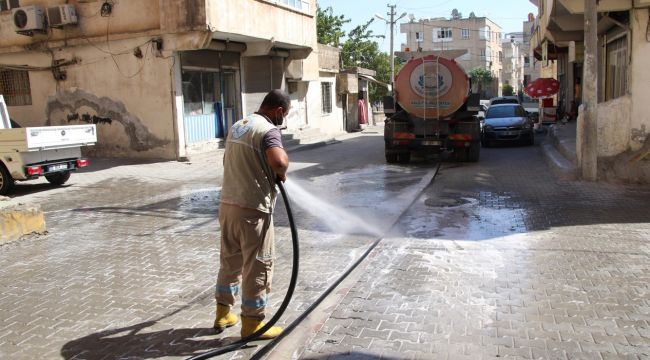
left=501, top=34, right=525, bottom=95
left=401, top=16, right=503, bottom=98
left=0, top=0, right=324, bottom=160
left=522, top=18, right=542, bottom=91
left=530, top=0, right=650, bottom=183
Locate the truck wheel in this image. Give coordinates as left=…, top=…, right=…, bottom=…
left=398, top=152, right=411, bottom=164
left=0, top=165, right=15, bottom=195
left=45, top=172, right=71, bottom=186
left=468, top=142, right=480, bottom=162
left=386, top=152, right=398, bottom=163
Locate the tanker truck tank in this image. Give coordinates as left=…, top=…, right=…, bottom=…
left=384, top=54, right=481, bottom=163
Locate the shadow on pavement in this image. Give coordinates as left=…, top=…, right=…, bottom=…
left=60, top=321, right=240, bottom=359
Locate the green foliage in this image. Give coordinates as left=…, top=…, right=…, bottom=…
left=315, top=5, right=397, bottom=102
left=502, top=84, right=514, bottom=96
left=316, top=5, right=350, bottom=47
left=469, top=67, right=493, bottom=97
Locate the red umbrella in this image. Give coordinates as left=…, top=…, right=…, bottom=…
left=524, top=77, right=560, bottom=98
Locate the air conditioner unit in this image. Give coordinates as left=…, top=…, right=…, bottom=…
left=47, top=4, right=78, bottom=28
left=12, top=5, right=45, bottom=34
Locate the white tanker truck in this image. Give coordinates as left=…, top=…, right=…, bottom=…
left=384, top=52, right=481, bottom=163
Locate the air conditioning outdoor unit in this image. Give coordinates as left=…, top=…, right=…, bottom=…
left=12, top=5, right=45, bottom=34
left=47, top=4, right=78, bottom=28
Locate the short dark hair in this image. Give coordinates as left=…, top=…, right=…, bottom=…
left=260, top=90, right=290, bottom=111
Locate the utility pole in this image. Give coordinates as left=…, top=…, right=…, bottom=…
left=375, top=5, right=407, bottom=92
left=581, top=0, right=598, bottom=181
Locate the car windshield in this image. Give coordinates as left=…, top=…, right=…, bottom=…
left=486, top=106, right=525, bottom=119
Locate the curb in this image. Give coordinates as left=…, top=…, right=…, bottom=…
left=541, top=142, right=579, bottom=180
left=0, top=200, right=46, bottom=245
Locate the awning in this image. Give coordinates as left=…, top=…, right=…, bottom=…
left=358, top=74, right=390, bottom=90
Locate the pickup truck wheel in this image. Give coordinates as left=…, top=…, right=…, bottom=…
left=45, top=171, right=71, bottom=186
left=0, top=165, right=14, bottom=195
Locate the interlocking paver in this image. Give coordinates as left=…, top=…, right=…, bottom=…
left=301, top=139, right=650, bottom=359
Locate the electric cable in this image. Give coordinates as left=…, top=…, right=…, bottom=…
left=186, top=179, right=300, bottom=360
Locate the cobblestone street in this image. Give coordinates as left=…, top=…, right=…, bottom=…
left=1, top=129, right=650, bottom=360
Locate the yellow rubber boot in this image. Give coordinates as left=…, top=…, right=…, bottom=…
left=213, top=304, right=238, bottom=332
left=240, top=316, right=283, bottom=339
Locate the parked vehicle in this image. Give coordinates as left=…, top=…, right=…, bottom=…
left=481, top=104, right=534, bottom=147
left=384, top=54, right=481, bottom=163
left=489, top=96, right=520, bottom=106
left=0, top=96, right=97, bottom=195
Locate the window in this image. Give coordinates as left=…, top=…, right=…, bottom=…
left=461, top=28, right=470, bottom=39
left=0, top=70, right=32, bottom=106
left=181, top=70, right=220, bottom=115
left=602, top=35, right=628, bottom=101
left=480, top=26, right=490, bottom=40
left=434, top=28, right=452, bottom=40
left=480, top=49, right=486, bottom=61
left=415, top=32, right=423, bottom=43
left=321, top=82, right=332, bottom=114
left=0, top=0, right=19, bottom=12
left=278, top=0, right=310, bottom=12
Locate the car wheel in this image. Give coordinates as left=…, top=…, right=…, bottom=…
left=45, top=171, right=71, bottom=186
left=0, top=164, right=15, bottom=195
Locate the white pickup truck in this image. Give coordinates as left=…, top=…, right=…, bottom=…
left=0, top=95, right=97, bottom=195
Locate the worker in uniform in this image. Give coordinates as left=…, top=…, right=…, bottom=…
left=213, top=90, right=290, bottom=339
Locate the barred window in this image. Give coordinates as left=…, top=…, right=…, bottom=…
left=0, top=70, right=32, bottom=106
left=321, top=82, right=332, bottom=114
left=0, top=0, right=20, bottom=12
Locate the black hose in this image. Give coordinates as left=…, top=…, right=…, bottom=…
left=187, top=180, right=300, bottom=360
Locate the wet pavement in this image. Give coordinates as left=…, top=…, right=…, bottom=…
left=300, top=141, right=650, bottom=360
left=1, top=128, right=649, bottom=360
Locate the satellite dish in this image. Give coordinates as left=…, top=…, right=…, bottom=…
left=409, top=14, right=415, bottom=22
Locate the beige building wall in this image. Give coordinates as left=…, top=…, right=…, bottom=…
left=401, top=16, right=503, bottom=97
left=501, top=39, right=524, bottom=94
left=0, top=0, right=319, bottom=159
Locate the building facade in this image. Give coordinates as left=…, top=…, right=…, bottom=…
left=501, top=34, right=525, bottom=95
left=400, top=16, right=503, bottom=98
left=530, top=0, right=650, bottom=183
left=0, top=0, right=322, bottom=160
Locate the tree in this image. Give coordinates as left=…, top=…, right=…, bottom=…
left=315, top=7, right=398, bottom=101
left=469, top=67, right=493, bottom=98
left=469, top=11, right=476, bottom=18
left=451, top=8, right=462, bottom=19
left=316, top=5, right=350, bottom=47
left=502, top=84, right=514, bottom=96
